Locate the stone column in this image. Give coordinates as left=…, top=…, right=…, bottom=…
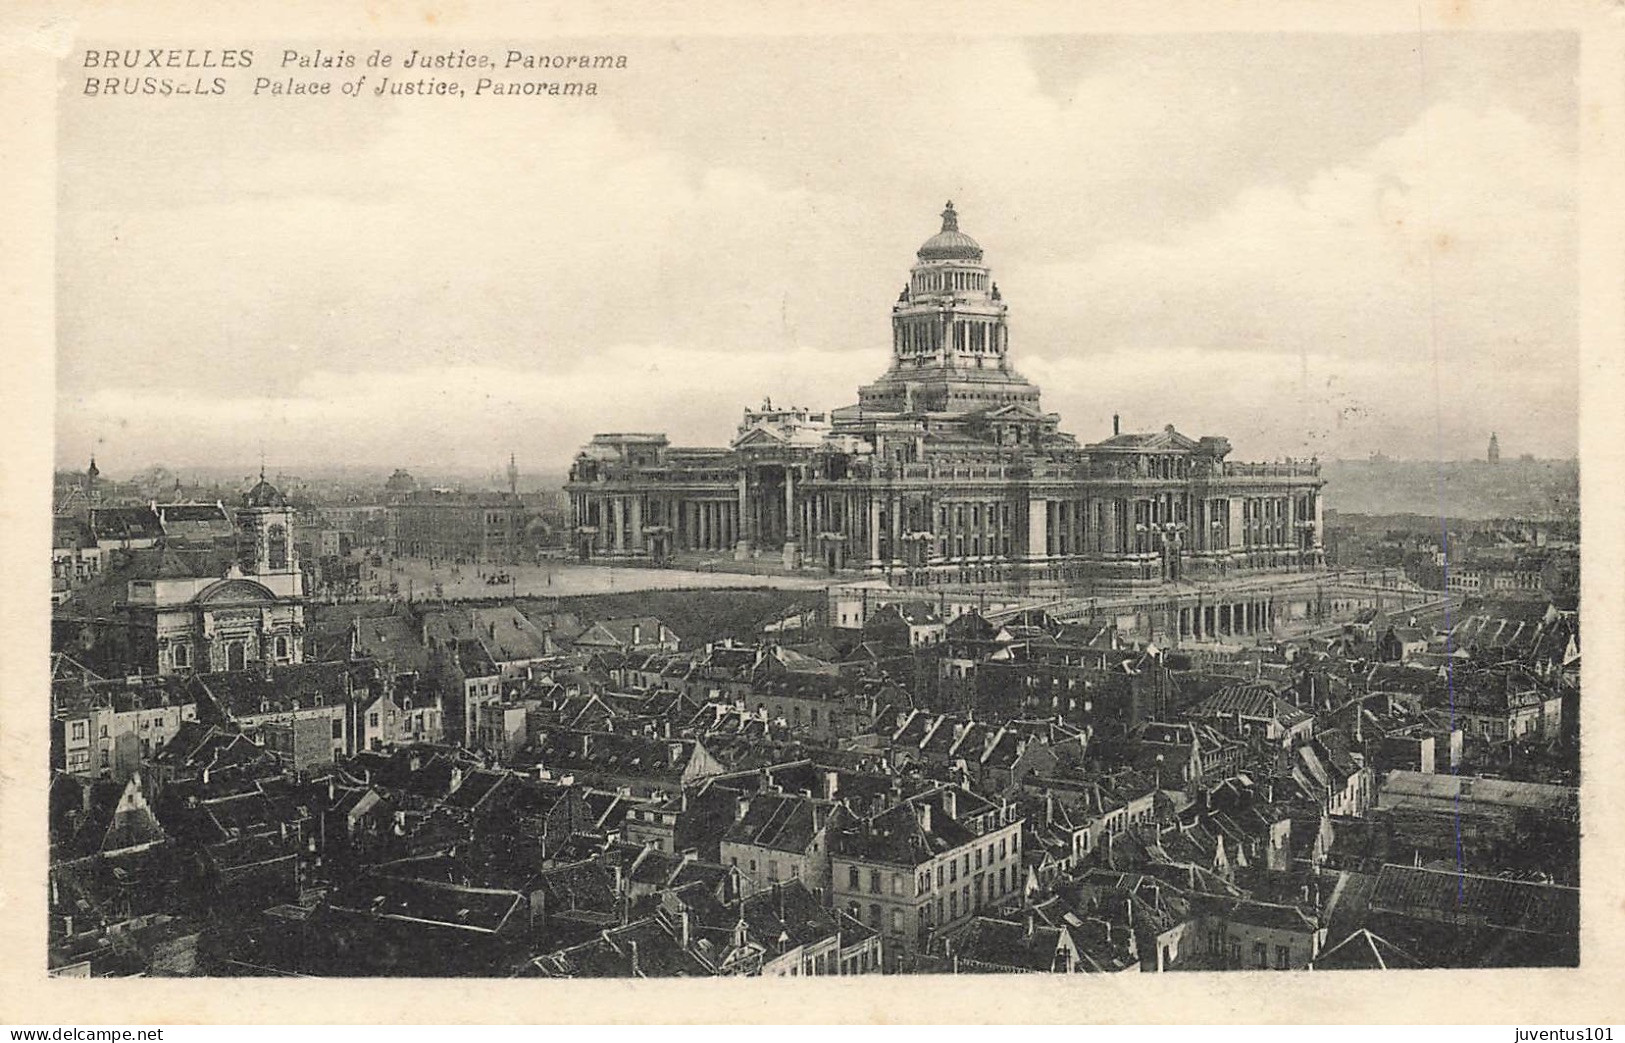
left=1027, top=496, right=1048, bottom=562
left=868, top=496, right=882, bottom=567
left=736, top=472, right=751, bottom=558
left=784, top=467, right=797, bottom=545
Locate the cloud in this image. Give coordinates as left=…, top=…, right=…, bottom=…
left=56, top=35, right=1578, bottom=469
left=57, top=346, right=874, bottom=472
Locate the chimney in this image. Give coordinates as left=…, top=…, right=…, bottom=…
left=943, top=788, right=957, bottom=820
left=1025, top=910, right=1036, bottom=937
left=1113, top=414, right=1121, bottom=437
left=916, top=802, right=933, bottom=832
left=735, top=795, right=752, bottom=823
left=824, top=770, right=840, bottom=801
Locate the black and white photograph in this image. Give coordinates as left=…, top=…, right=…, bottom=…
left=5, top=0, right=1623, bottom=1028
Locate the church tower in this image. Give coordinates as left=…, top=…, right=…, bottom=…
left=236, top=469, right=303, bottom=597
left=84, top=455, right=101, bottom=509
left=1488, top=432, right=1501, bottom=464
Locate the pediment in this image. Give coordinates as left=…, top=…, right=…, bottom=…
left=730, top=425, right=789, bottom=450
left=981, top=402, right=1047, bottom=421
left=195, top=578, right=278, bottom=605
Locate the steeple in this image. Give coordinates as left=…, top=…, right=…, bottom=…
left=1488, top=431, right=1501, bottom=464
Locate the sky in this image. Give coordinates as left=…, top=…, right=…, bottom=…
left=56, top=32, right=1579, bottom=476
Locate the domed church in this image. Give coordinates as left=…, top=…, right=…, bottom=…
left=126, top=470, right=306, bottom=675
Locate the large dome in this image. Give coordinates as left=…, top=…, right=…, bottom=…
left=917, top=201, right=983, bottom=261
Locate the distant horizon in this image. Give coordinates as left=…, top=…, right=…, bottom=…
left=57, top=451, right=1581, bottom=487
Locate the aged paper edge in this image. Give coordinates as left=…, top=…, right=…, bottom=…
left=1, top=0, right=1622, bottom=1025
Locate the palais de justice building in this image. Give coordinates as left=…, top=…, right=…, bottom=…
left=567, top=203, right=1325, bottom=594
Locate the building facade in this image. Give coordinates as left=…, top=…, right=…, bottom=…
left=386, top=490, right=526, bottom=564
left=567, top=202, right=1325, bottom=594
left=829, top=785, right=1024, bottom=971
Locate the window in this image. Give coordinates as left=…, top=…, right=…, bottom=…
left=173, top=644, right=189, bottom=668
left=848, top=866, right=860, bottom=890
left=936, top=865, right=944, bottom=887
left=267, top=524, right=289, bottom=570
left=949, top=893, right=957, bottom=918
left=1253, top=942, right=1268, bottom=969
left=768, top=860, right=780, bottom=881
left=975, top=848, right=982, bottom=870
left=369, top=712, right=380, bottom=728
left=99, top=750, right=109, bottom=768
left=869, top=869, right=881, bottom=894
left=949, top=861, right=958, bottom=883
left=891, top=874, right=904, bottom=896
left=70, top=721, right=86, bottom=741
left=331, top=720, right=343, bottom=739
left=890, top=909, right=903, bottom=934
left=1276, top=946, right=1291, bottom=970
left=869, top=904, right=881, bottom=928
